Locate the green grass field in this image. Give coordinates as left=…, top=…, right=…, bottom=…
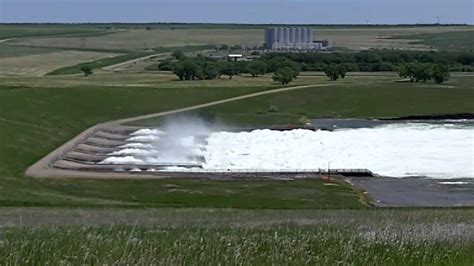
left=0, top=75, right=364, bottom=208
left=0, top=73, right=472, bottom=207
left=0, top=75, right=370, bottom=208
left=0, top=81, right=281, bottom=207
left=134, top=75, right=474, bottom=127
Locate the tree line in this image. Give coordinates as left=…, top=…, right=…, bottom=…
left=149, top=49, right=458, bottom=84
left=156, top=52, right=301, bottom=84
left=398, top=63, right=450, bottom=83
left=261, top=49, right=474, bottom=72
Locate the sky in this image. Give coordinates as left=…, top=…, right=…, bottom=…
left=0, top=0, right=472, bottom=24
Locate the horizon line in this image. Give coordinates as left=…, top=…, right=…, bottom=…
left=0, top=22, right=472, bottom=26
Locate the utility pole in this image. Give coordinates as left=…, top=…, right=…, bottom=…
left=327, top=161, right=332, bottom=181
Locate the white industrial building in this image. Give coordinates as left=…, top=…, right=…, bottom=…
left=264, top=27, right=324, bottom=51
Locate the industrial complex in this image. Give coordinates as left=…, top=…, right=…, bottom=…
left=264, top=27, right=326, bottom=51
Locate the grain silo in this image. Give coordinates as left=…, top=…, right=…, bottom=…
left=263, top=26, right=321, bottom=50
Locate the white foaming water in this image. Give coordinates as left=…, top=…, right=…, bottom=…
left=100, top=156, right=145, bottom=165
left=108, top=148, right=158, bottom=156
left=119, top=143, right=154, bottom=149
left=130, top=128, right=165, bottom=136
left=203, top=123, right=474, bottom=179
left=438, top=181, right=469, bottom=185
left=127, top=135, right=160, bottom=142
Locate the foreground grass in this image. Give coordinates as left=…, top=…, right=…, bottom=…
left=35, top=179, right=367, bottom=209
left=0, top=209, right=472, bottom=264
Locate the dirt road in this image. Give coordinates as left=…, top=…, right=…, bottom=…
left=102, top=52, right=171, bottom=72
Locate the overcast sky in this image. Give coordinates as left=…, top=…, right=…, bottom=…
left=1, top=0, right=472, bottom=24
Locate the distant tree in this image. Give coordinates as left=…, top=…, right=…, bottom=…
left=398, top=63, right=449, bottom=84
left=337, top=64, right=347, bottom=79
left=172, top=59, right=201, bottom=80
left=80, top=65, right=92, bottom=77
left=413, top=63, right=432, bottom=82
left=171, top=50, right=185, bottom=60
left=247, top=61, right=267, bottom=77
left=272, top=67, right=294, bottom=85
left=289, top=63, right=301, bottom=79
left=220, top=62, right=239, bottom=79
left=457, top=53, right=474, bottom=65
left=158, top=59, right=174, bottom=71
left=202, top=62, right=220, bottom=80
left=398, top=63, right=415, bottom=81
left=231, top=45, right=242, bottom=51
left=325, top=64, right=340, bottom=81
left=219, top=44, right=229, bottom=51
left=432, top=64, right=450, bottom=84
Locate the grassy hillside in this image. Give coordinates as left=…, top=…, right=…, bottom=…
left=0, top=73, right=472, bottom=207
left=0, top=82, right=274, bottom=206
left=134, top=75, right=474, bottom=127
left=0, top=76, right=365, bottom=208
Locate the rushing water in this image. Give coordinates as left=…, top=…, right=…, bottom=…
left=102, top=121, right=474, bottom=179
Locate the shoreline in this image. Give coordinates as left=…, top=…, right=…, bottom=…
left=348, top=176, right=474, bottom=207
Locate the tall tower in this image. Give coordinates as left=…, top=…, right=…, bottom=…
left=301, top=27, right=308, bottom=44
left=264, top=28, right=270, bottom=48
left=283, top=27, right=290, bottom=44
left=295, top=27, right=301, bottom=44
left=307, top=28, right=313, bottom=43
left=289, top=27, right=296, bottom=44
left=271, top=27, right=277, bottom=46
left=277, top=27, right=284, bottom=44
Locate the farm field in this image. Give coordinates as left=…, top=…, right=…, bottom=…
left=393, top=30, right=474, bottom=51
left=0, top=24, right=472, bottom=78
left=0, top=44, right=60, bottom=58
left=0, top=24, right=110, bottom=39
left=0, top=50, right=119, bottom=76
left=8, top=25, right=474, bottom=51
